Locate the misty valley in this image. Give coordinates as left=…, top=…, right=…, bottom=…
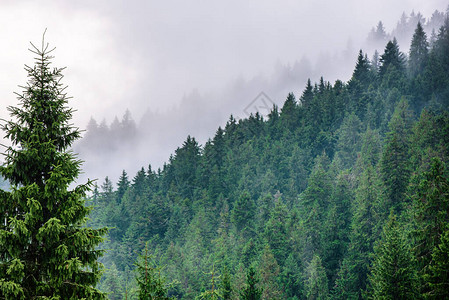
left=2, top=7, right=449, bottom=300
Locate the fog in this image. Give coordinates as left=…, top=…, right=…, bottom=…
left=0, top=0, right=447, bottom=184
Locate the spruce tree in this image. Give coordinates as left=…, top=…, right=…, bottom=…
left=426, top=227, right=449, bottom=299
left=379, top=98, right=413, bottom=215
left=231, top=190, right=256, bottom=236
left=409, top=22, right=429, bottom=78
left=304, top=255, right=328, bottom=300
left=342, top=165, right=380, bottom=297
left=413, top=158, right=449, bottom=295
left=379, top=38, right=407, bottom=90
left=366, top=213, right=418, bottom=299
left=240, top=267, right=262, bottom=300
left=0, top=33, right=107, bottom=298
left=379, top=38, right=406, bottom=77
left=280, top=93, right=297, bottom=131
left=221, top=266, right=232, bottom=300
left=135, top=244, right=174, bottom=300
left=300, top=79, right=314, bottom=107
left=199, top=265, right=222, bottom=300
left=116, top=170, right=130, bottom=203
left=258, top=244, right=282, bottom=300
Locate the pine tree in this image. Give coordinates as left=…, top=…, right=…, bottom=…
left=426, top=227, right=449, bottom=299
left=366, top=213, right=419, bottom=299
left=331, top=258, right=358, bottom=300
left=280, top=93, right=297, bottom=131
left=116, top=170, right=130, bottom=203
left=304, top=255, right=328, bottom=300
left=199, top=265, right=222, bottom=300
left=322, top=171, right=352, bottom=286
left=349, top=49, right=372, bottom=95
left=102, top=262, right=124, bottom=300
left=221, top=266, right=232, bottom=300
left=300, top=79, right=314, bottom=107
left=409, top=22, right=429, bottom=78
left=379, top=38, right=407, bottom=87
left=280, top=253, right=303, bottom=299
left=342, top=165, right=380, bottom=297
left=135, top=244, right=174, bottom=300
left=334, top=113, right=363, bottom=168
left=263, top=199, right=290, bottom=266
left=100, top=176, right=114, bottom=204
left=413, top=158, right=449, bottom=295
left=258, top=244, right=282, bottom=300
left=231, top=191, right=256, bottom=236
left=240, top=267, right=262, bottom=300
left=298, top=154, right=332, bottom=259
left=348, top=51, right=373, bottom=119
left=0, top=33, right=107, bottom=299
left=379, top=98, right=413, bottom=215
left=368, top=21, right=388, bottom=45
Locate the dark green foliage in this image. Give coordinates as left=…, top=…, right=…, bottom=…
left=304, top=255, right=328, bottom=300
left=409, top=22, right=429, bottom=78
left=379, top=38, right=406, bottom=78
left=351, top=50, right=372, bottom=85
left=322, top=171, right=353, bottom=286
left=117, top=170, right=130, bottom=203
left=135, top=244, right=174, bottom=300
left=221, top=266, right=232, bottom=300
left=338, top=164, right=381, bottom=298
left=258, top=244, right=282, bottom=300
left=366, top=213, right=419, bottom=299
left=426, top=227, right=449, bottom=299
left=413, top=158, right=449, bottom=296
left=379, top=39, right=408, bottom=91
left=281, top=93, right=298, bottom=132
left=0, top=34, right=107, bottom=299
left=331, top=259, right=358, bottom=300
left=298, top=154, right=332, bottom=261
left=280, top=253, right=303, bottom=299
left=348, top=50, right=373, bottom=119
left=199, top=265, right=222, bottom=300
left=240, top=267, right=262, bottom=300
left=300, top=79, right=314, bottom=107
left=334, top=113, right=363, bottom=168
left=263, top=199, right=290, bottom=266
left=231, top=191, right=256, bottom=236
left=379, top=98, right=413, bottom=215
left=166, top=135, right=201, bottom=199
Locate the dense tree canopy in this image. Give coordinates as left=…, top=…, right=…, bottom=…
left=85, top=14, right=449, bottom=300
left=3, top=9, right=449, bottom=300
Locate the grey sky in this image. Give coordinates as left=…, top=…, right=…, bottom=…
left=0, top=0, right=447, bottom=181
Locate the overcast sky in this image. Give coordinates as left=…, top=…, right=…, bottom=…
left=0, top=0, right=447, bottom=180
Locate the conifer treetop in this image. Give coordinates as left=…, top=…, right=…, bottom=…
left=0, top=31, right=107, bottom=300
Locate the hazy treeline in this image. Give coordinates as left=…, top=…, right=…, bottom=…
left=74, top=9, right=447, bottom=185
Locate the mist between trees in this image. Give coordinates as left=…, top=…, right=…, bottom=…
left=2, top=7, right=449, bottom=300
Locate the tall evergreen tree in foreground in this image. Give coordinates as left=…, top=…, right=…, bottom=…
left=0, top=33, right=107, bottom=299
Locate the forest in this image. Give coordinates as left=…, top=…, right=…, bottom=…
left=87, top=11, right=449, bottom=299
left=1, top=7, right=449, bottom=300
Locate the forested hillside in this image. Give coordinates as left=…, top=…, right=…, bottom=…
left=90, top=14, right=449, bottom=299
left=74, top=8, right=448, bottom=186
